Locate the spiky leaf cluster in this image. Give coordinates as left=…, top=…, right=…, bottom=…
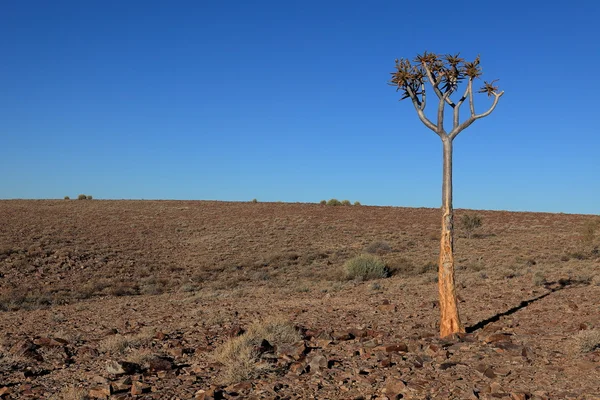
left=390, top=52, right=497, bottom=100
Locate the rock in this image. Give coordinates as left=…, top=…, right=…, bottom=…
left=384, top=377, right=406, bottom=399
left=0, top=387, right=10, bottom=397
left=375, top=343, right=408, bottom=353
left=484, top=333, right=513, bottom=343
left=288, top=361, right=307, bottom=374
left=378, top=303, right=397, bottom=312
left=89, top=385, right=112, bottom=398
left=78, top=346, right=100, bottom=357
left=111, top=377, right=132, bottom=393
left=148, top=356, right=174, bottom=372
left=332, top=331, right=355, bottom=341
left=277, top=341, right=308, bottom=359
left=9, top=339, right=43, bottom=361
left=438, top=362, right=457, bottom=370
left=154, top=331, right=167, bottom=340
left=106, top=360, right=140, bottom=375
left=131, top=381, right=151, bottom=395
left=510, top=393, right=528, bottom=400
left=307, top=353, right=327, bottom=374
left=227, top=325, right=245, bottom=338
left=33, top=337, right=68, bottom=347
left=225, top=381, right=252, bottom=394
left=349, top=328, right=368, bottom=338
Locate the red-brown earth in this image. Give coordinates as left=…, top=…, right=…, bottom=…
left=0, top=200, right=599, bottom=399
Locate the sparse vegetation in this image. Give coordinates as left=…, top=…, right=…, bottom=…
left=344, top=254, right=389, bottom=281
left=461, top=214, right=482, bottom=238
left=574, top=329, right=600, bottom=353
left=64, top=196, right=70, bottom=200
left=354, top=201, right=361, bottom=206
left=341, top=199, right=351, bottom=206
left=86, top=195, right=93, bottom=200
left=77, top=194, right=87, bottom=200
left=364, top=241, right=392, bottom=255
left=319, top=200, right=327, bottom=205
left=251, top=198, right=258, bottom=203
left=213, top=317, right=300, bottom=383
left=326, top=198, right=342, bottom=206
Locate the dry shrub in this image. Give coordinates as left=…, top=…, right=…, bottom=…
left=364, top=241, right=392, bottom=255
left=386, top=256, right=435, bottom=276
left=344, top=254, right=389, bottom=281
left=48, top=386, right=89, bottom=400
left=574, top=329, right=600, bottom=353
left=98, top=328, right=156, bottom=356
left=213, top=317, right=300, bottom=383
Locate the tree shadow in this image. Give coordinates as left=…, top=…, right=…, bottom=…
left=465, top=278, right=590, bottom=334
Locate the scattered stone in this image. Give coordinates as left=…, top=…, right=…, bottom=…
left=484, top=333, right=513, bottom=344
left=307, top=353, right=327, bottom=374
left=0, top=387, right=10, bottom=398
left=111, top=377, right=132, bottom=393
left=89, top=385, right=112, bottom=398
left=9, top=339, right=43, bottom=361
left=510, top=393, right=528, bottom=400
left=131, top=381, right=151, bottom=395
left=384, top=377, right=406, bottom=399
left=106, top=360, right=140, bottom=375
left=148, top=356, right=174, bottom=372
left=33, top=337, right=68, bottom=347
left=332, top=331, right=355, bottom=341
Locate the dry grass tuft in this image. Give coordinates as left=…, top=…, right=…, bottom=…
left=48, top=386, right=89, bottom=400
left=213, top=317, right=300, bottom=383
left=574, top=329, right=600, bottom=353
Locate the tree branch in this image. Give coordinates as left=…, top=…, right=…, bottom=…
left=420, top=83, right=426, bottom=111
left=437, top=91, right=449, bottom=133
left=453, top=78, right=471, bottom=130
left=406, top=86, right=438, bottom=134
left=449, top=90, right=504, bottom=140
left=422, top=62, right=456, bottom=108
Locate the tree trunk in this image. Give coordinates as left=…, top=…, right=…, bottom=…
left=439, top=137, right=464, bottom=337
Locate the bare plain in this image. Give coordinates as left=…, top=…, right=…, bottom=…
left=0, top=200, right=599, bottom=399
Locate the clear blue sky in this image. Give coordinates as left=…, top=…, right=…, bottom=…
left=1, top=1, right=599, bottom=214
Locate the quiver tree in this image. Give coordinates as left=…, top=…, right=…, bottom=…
left=390, top=52, right=503, bottom=337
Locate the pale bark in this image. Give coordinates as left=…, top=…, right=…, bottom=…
left=439, top=138, right=464, bottom=337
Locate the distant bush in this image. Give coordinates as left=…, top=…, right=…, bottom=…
left=344, top=254, right=389, bottom=281
left=341, top=200, right=351, bottom=206
left=86, top=195, right=93, bottom=200
left=460, top=214, right=482, bottom=238
left=327, top=198, right=342, bottom=206
left=77, top=194, right=87, bottom=200
left=354, top=201, right=361, bottom=206
left=364, top=241, right=392, bottom=255
left=581, top=220, right=599, bottom=247
left=64, top=196, right=70, bottom=200
left=319, top=200, right=327, bottom=205
left=251, top=198, right=258, bottom=203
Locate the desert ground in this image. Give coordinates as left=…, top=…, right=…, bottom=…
left=0, top=200, right=599, bottom=399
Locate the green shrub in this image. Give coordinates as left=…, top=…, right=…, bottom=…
left=344, top=254, right=389, bottom=281
left=86, top=195, right=93, bottom=200
left=77, top=194, right=87, bottom=200
left=341, top=200, right=351, bottom=206
left=460, top=214, right=482, bottom=238
left=64, top=196, right=70, bottom=200
left=327, top=198, right=342, bottom=206
left=354, top=201, right=361, bottom=206
left=319, top=200, right=327, bottom=205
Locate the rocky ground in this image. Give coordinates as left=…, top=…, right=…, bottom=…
left=0, top=200, right=599, bottom=399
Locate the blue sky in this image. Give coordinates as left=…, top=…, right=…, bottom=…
left=1, top=1, right=599, bottom=214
